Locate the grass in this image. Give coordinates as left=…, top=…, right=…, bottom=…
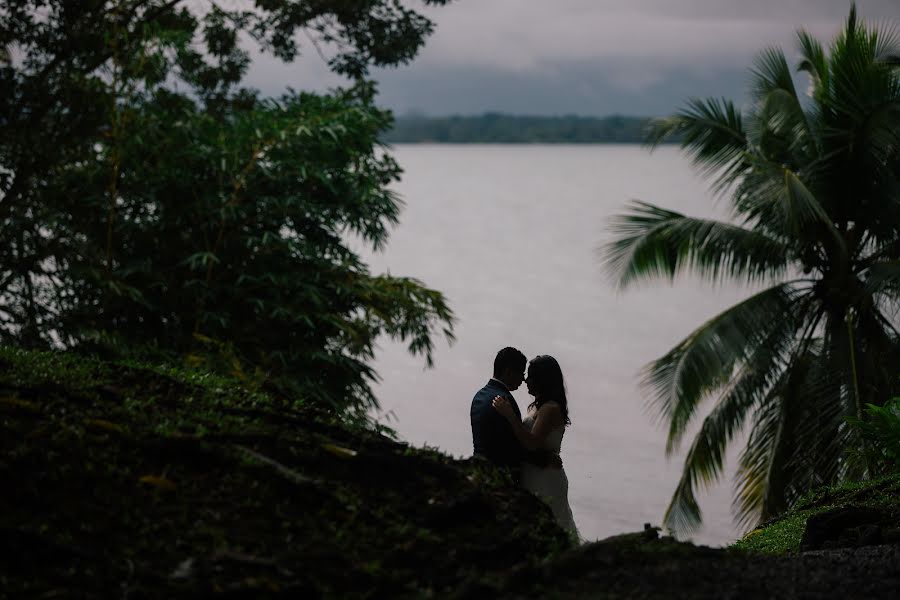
left=732, top=473, right=900, bottom=555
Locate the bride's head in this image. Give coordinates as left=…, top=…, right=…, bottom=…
left=526, top=355, right=571, bottom=426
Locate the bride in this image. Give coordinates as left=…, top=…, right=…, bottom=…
left=492, top=355, right=579, bottom=537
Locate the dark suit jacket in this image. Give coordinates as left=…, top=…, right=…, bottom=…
left=470, top=378, right=523, bottom=471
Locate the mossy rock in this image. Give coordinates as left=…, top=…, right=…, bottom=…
left=732, top=473, right=900, bottom=555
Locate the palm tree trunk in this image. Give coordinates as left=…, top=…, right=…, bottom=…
left=846, top=311, right=862, bottom=420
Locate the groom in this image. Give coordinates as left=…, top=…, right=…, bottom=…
left=470, top=346, right=526, bottom=473
left=470, top=347, right=560, bottom=479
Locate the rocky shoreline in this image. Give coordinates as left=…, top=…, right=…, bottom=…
left=479, top=527, right=900, bottom=599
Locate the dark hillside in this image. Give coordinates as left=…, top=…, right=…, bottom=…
left=3, top=347, right=900, bottom=599
left=0, top=347, right=569, bottom=598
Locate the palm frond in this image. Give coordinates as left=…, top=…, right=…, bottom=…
left=645, top=97, right=748, bottom=188
left=661, top=308, right=799, bottom=533
left=731, top=159, right=845, bottom=259
left=873, top=21, right=900, bottom=64
left=815, top=314, right=876, bottom=481
left=828, top=7, right=900, bottom=122
left=867, top=101, right=900, bottom=162
left=863, top=260, right=900, bottom=297
left=663, top=392, right=755, bottom=534
left=801, top=318, right=885, bottom=486
left=797, top=29, right=830, bottom=103
left=751, top=47, right=801, bottom=104
left=642, top=282, right=802, bottom=454
left=603, top=200, right=790, bottom=289
left=781, top=167, right=833, bottom=234
left=826, top=14, right=900, bottom=172
left=746, top=47, right=817, bottom=164
left=734, top=379, right=792, bottom=526
left=732, top=334, right=846, bottom=527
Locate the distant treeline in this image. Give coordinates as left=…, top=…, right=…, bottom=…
left=382, top=113, right=668, bottom=144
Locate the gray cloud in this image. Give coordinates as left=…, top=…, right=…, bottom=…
left=242, top=0, right=900, bottom=115
left=373, top=62, right=752, bottom=116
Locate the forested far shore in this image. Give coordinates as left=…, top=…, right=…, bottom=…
left=382, top=113, right=669, bottom=144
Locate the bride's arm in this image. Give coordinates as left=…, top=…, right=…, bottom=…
left=492, top=396, right=562, bottom=451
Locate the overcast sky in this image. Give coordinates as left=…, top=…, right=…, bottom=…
left=243, top=0, right=900, bottom=116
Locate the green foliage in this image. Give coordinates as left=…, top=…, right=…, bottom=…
left=383, top=113, right=660, bottom=143
left=0, top=345, right=272, bottom=412
left=847, top=398, right=900, bottom=473
left=0, top=1, right=455, bottom=417
left=603, top=4, right=900, bottom=534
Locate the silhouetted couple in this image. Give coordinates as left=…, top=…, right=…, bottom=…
left=470, top=347, right=579, bottom=536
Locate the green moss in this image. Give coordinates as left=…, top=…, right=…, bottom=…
left=792, top=473, right=900, bottom=511
left=731, top=473, right=900, bottom=555
left=732, top=510, right=817, bottom=554
left=0, top=346, right=103, bottom=391
left=0, top=345, right=268, bottom=406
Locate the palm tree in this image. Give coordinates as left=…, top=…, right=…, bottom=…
left=603, top=6, right=900, bottom=534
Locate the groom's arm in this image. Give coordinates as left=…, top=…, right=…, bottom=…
left=492, top=397, right=563, bottom=469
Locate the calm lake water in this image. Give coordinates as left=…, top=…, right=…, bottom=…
left=362, top=144, right=757, bottom=546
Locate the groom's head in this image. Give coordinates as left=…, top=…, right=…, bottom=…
left=493, top=347, right=527, bottom=391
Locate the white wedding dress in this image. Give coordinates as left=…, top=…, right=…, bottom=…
left=521, top=411, right=580, bottom=537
